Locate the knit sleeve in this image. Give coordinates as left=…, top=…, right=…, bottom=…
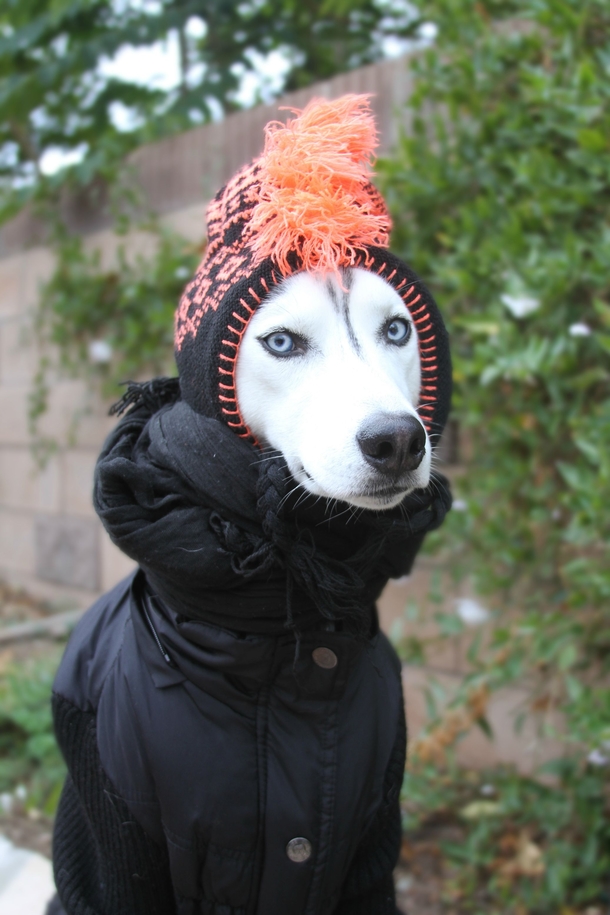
left=51, top=694, right=176, bottom=915
left=334, top=689, right=407, bottom=915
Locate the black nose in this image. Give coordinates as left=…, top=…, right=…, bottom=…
left=357, top=413, right=426, bottom=475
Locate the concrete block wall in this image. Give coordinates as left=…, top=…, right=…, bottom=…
left=0, top=245, right=129, bottom=602
left=0, top=205, right=214, bottom=603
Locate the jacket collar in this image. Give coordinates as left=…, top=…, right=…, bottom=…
left=130, top=571, right=373, bottom=703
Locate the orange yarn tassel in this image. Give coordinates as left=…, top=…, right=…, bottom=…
left=248, top=94, right=391, bottom=275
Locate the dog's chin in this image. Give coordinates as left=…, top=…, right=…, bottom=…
left=290, top=464, right=426, bottom=512
left=342, top=488, right=413, bottom=510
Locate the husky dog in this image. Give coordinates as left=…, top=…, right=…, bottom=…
left=49, top=96, right=451, bottom=915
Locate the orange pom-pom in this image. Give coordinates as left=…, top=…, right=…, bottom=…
left=248, top=94, right=391, bottom=275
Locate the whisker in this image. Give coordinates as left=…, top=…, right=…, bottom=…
left=278, top=481, right=305, bottom=511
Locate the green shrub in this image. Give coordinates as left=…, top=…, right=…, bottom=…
left=379, top=0, right=610, bottom=907
left=30, top=225, right=200, bottom=459
left=0, top=654, right=65, bottom=815
left=402, top=762, right=610, bottom=912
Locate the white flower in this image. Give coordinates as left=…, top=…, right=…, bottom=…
left=389, top=618, right=404, bottom=646
left=452, top=498, right=468, bottom=512
left=395, top=876, right=413, bottom=894
left=14, top=784, right=27, bottom=801
left=88, top=339, right=113, bottom=364
left=480, top=783, right=496, bottom=796
left=455, top=597, right=490, bottom=627
left=0, top=792, right=13, bottom=814
left=501, top=294, right=540, bottom=318
left=418, top=22, right=438, bottom=41
left=587, top=748, right=609, bottom=767
left=174, top=265, right=190, bottom=280
left=569, top=322, right=591, bottom=337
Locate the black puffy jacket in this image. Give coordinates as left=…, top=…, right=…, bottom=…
left=51, top=570, right=406, bottom=915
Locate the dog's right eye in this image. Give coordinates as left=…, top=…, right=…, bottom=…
left=261, top=332, right=297, bottom=356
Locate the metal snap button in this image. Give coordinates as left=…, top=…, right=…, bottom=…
left=286, top=837, right=312, bottom=863
left=312, top=647, right=338, bottom=669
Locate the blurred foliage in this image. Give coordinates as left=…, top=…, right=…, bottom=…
left=378, top=0, right=610, bottom=907
left=401, top=762, right=610, bottom=912
left=0, top=0, right=419, bottom=221
left=0, top=653, right=65, bottom=815
left=29, top=223, right=201, bottom=460
left=37, top=227, right=200, bottom=384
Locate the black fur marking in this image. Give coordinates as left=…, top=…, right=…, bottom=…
left=325, top=278, right=340, bottom=312
left=341, top=271, right=361, bottom=355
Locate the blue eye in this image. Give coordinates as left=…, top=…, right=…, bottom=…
left=385, top=318, right=410, bottom=345
left=263, top=332, right=296, bottom=355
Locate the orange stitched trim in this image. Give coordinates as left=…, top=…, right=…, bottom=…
left=239, top=298, right=255, bottom=314
left=416, top=322, right=433, bottom=334
left=364, top=252, right=374, bottom=268
left=239, top=430, right=260, bottom=447
left=410, top=302, right=427, bottom=318
left=248, top=287, right=261, bottom=303
left=405, top=295, right=423, bottom=309
left=260, top=277, right=269, bottom=292
left=419, top=335, right=435, bottom=344
left=395, top=278, right=407, bottom=290
left=376, top=262, right=387, bottom=275
left=386, top=269, right=397, bottom=282
left=217, top=286, right=269, bottom=446
left=421, top=386, right=437, bottom=392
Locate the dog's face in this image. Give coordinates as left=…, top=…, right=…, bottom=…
left=235, top=267, right=430, bottom=510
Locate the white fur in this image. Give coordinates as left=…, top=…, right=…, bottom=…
left=235, top=267, right=430, bottom=510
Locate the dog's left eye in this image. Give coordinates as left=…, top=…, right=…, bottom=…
left=384, top=318, right=411, bottom=345
left=262, top=331, right=297, bottom=356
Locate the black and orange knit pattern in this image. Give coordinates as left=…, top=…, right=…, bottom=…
left=174, top=96, right=451, bottom=447
left=175, top=162, right=262, bottom=352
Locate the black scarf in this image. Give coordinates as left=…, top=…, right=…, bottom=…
left=94, top=379, right=452, bottom=638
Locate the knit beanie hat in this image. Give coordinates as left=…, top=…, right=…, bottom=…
left=175, top=95, right=451, bottom=445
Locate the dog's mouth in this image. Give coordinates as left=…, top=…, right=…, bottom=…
left=360, top=483, right=411, bottom=499
left=352, top=482, right=414, bottom=508
left=294, top=462, right=417, bottom=510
